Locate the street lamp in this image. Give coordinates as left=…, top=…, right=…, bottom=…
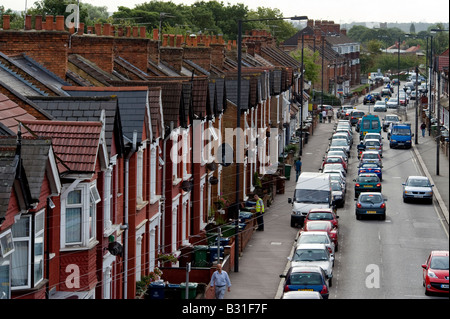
left=430, top=28, right=449, bottom=176
left=405, top=33, right=421, bottom=145
left=236, top=15, right=307, bottom=272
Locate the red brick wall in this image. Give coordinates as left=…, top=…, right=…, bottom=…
left=183, top=46, right=212, bottom=72
left=0, top=30, right=69, bottom=80
left=69, top=36, right=115, bottom=74
left=114, top=37, right=150, bottom=73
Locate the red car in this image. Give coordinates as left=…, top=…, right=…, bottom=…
left=422, top=250, right=449, bottom=295
left=300, top=220, right=339, bottom=252
left=321, top=155, right=347, bottom=172
left=305, top=208, right=339, bottom=228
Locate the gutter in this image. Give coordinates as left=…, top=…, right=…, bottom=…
left=123, top=131, right=137, bottom=299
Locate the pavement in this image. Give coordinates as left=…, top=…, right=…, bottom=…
left=223, top=101, right=449, bottom=300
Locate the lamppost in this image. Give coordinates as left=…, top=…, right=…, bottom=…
left=405, top=33, right=420, bottom=144
left=236, top=15, right=308, bottom=272
left=430, top=28, right=449, bottom=176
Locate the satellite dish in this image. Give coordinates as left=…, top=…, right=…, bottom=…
left=108, top=242, right=123, bottom=257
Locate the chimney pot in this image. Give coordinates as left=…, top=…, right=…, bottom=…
left=77, top=23, right=85, bottom=35
left=25, top=15, right=32, bottom=30
left=140, top=26, right=146, bottom=38
left=132, top=26, right=139, bottom=37
left=162, top=34, right=168, bottom=46
left=56, top=15, right=65, bottom=31
left=35, top=15, right=43, bottom=30
left=153, top=28, right=159, bottom=41
left=45, top=15, right=54, bottom=30
left=95, top=23, right=102, bottom=35
left=2, top=15, right=10, bottom=30
left=126, top=26, right=131, bottom=37
left=103, top=23, right=111, bottom=36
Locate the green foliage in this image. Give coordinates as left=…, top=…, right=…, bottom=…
left=290, top=47, right=321, bottom=84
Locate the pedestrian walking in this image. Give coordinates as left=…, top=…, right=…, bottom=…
left=322, top=109, right=327, bottom=123
left=209, top=263, right=231, bottom=299
left=253, top=194, right=265, bottom=231
left=295, top=157, right=302, bottom=182
left=421, top=122, right=426, bottom=137
left=327, top=108, right=334, bottom=123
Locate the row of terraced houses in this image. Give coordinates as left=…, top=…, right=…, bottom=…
left=0, top=14, right=361, bottom=299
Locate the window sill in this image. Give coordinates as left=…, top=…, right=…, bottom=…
left=61, top=240, right=99, bottom=252
left=136, top=201, right=149, bottom=211
left=173, top=177, right=182, bottom=186
left=150, top=195, right=161, bottom=205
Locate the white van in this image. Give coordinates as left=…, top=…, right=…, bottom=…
left=288, top=172, right=334, bottom=227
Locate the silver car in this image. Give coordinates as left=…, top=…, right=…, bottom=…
left=296, top=231, right=336, bottom=259
left=402, top=176, right=434, bottom=204
left=289, top=243, right=334, bottom=287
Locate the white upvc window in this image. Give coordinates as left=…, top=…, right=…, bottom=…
left=137, top=146, right=145, bottom=204
left=11, top=210, right=45, bottom=290
left=61, top=182, right=100, bottom=248
left=150, top=146, right=157, bottom=199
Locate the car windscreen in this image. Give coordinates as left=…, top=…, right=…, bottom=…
left=407, top=179, right=431, bottom=187
left=293, top=249, right=329, bottom=262
left=353, top=112, right=364, bottom=117
left=294, top=189, right=330, bottom=203
left=359, top=194, right=383, bottom=203
left=392, top=128, right=411, bottom=135
left=331, top=183, right=341, bottom=191
left=365, top=141, right=379, bottom=146
left=289, top=272, right=323, bottom=285
left=430, top=256, right=449, bottom=270
left=298, top=235, right=329, bottom=245
left=331, top=139, right=348, bottom=146
left=363, top=154, right=379, bottom=159
left=357, top=176, right=379, bottom=183
left=308, top=212, right=334, bottom=220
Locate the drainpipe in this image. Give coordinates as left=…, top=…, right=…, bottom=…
left=123, top=131, right=137, bottom=299
left=161, top=121, right=174, bottom=255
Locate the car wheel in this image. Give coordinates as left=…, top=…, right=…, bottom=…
left=403, top=197, right=407, bottom=203
left=381, top=213, right=386, bottom=221
left=329, top=278, right=333, bottom=287
left=356, top=213, right=360, bottom=220
left=290, top=219, right=296, bottom=227
left=335, top=244, right=338, bottom=252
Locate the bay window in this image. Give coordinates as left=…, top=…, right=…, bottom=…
left=61, top=182, right=100, bottom=248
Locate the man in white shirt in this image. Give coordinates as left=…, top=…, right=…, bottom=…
left=209, top=263, right=231, bottom=299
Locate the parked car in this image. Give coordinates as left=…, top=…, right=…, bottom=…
left=322, top=155, right=348, bottom=172
left=421, top=250, right=449, bottom=295
left=354, top=173, right=381, bottom=199
left=355, top=192, right=387, bottom=220
left=398, top=94, right=408, bottom=106
left=327, top=150, right=348, bottom=163
left=391, top=78, right=400, bottom=85
left=329, top=138, right=350, bottom=156
left=382, top=114, right=401, bottom=132
left=296, top=231, right=336, bottom=258
left=300, top=220, right=338, bottom=251
left=402, top=176, right=434, bottom=204
left=305, top=208, right=339, bottom=228
left=363, top=139, right=383, bottom=157
left=289, top=244, right=334, bottom=287
left=337, top=105, right=355, bottom=119
left=280, top=266, right=330, bottom=299
left=373, top=101, right=387, bottom=112
left=322, top=163, right=346, bottom=178
left=331, top=180, right=345, bottom=208
left=358, top=162, right=383, bottom=181
left=386, top=97, right=399, bottom=108
left=332, top=132, right=353, bottom=146
left=326, top=171, right=347, bottom=191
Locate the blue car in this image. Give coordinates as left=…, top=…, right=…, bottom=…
left=358, top=162, right=382, bottom=181
left=355, top=192, right=387, bottom=220
left=280, top=266, right=330, bottom=299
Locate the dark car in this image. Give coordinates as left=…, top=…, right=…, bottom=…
left=363, top=94, right=376, bottom=105
left=353, top=173, right=381, bottom=199
left=280, top=266, right=330, bottom=299
left=358, top=162, right=382, bottom=181
left=391, top=78, right=400, bottom=85
left=355, top=192, right=387, bottom=220
left=350, top=110, right=365, bottom=126
left=381, top=88, right=392, bottom=97
left=372, top=92, right=382, bottom=101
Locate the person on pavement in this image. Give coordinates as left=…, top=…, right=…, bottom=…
left=421, top=122, right=426, bottom=137
left=295, top=157, right=302, bottom=182
left=322, top=109, right=327, bottom=123
left=210, top=263, right=231, bottom=299
left=253, top=194, right=265, bottom=231
left=327, top=108, right=334, bottom=123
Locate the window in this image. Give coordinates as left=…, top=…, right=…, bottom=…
left=62, top=183, right=100, bottom=248
left=11, top=211, right=44, bottom=290
left=34, top=210, right=44, bottom=286
left=0, top=258, right=10, bottom=299
left=150, top=146, right=157, bottom=198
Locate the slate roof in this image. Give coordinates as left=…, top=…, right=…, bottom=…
left=4, top=53, right=71, bottom=96
left=0, top=60, right=47, bottom=97
left=63, top=86, right=149, bottom=145
left=68, top=54, right=122, bottom=87
left=0, top=145, right=18, bottom=219
left=20, top=120, right=102, bottom=175
left=0, top=135, right=52, bottom=201
left=0, top=92, right=36, bottom=134
left=27, top=96, right=124, bottom=157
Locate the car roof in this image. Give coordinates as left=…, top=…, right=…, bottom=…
left=282, top=291, right=322, bottom=299
left=290, top=265, right=324, bottom=273
left=296, top=243, right=328, bottom=250
left=308, top=208, right=334, bottom=213
left=359, top=192, right=383, bottom=196
left=430, top=251, right=449, bottom=257
left=407, top=175, right=428, bottom=180
left=299, top=231, right=330, bottom=236
left=358, top=173, right=378, bottom=177
left=362, top=151, right=380, bottom=155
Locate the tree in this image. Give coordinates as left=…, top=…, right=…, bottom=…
left=409, top=23, right=416, bottom=34
left=290, top=47, right=320, bottom=84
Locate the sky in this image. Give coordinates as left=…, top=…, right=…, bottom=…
left=2, top=0, right=449, bottom=24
